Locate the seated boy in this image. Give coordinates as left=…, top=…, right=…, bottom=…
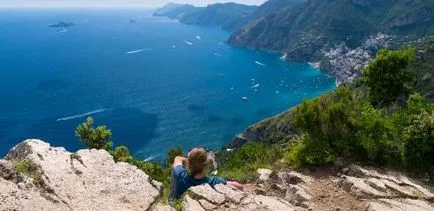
left=170, top=148, right=243, bottom=199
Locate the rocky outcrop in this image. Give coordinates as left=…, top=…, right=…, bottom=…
left=2, top=140, right=433, bottom=210
left=238, top=165, right=433, bottom=211
left=0, top=139, right=161, bottom=210
left=183, top=183, right=296, bottom=211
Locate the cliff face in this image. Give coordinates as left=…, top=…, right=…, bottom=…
left=227, top=0, right=434, bottom=82
left=229, top=0, right=434, bottom=52
left=154, top=3, right=258, bottom=31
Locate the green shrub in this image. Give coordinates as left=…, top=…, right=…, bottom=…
left=393, top=94, right=434, bottom=178
left=75, top=117, right=112, bottom=150
left=284, top=134, right=335, bottom=167
left=289, top=86, right=406, bottom=168
left=360, top=48, right=415, bottom=107
left=218, top=142, right=284, bottom=182
left=13, top=160, right=42, bottom=184
left=291, top=86, right=362, bottom=164
left=113, top=146, right=133, bottom=163
left=355, top=104, right=404, bottom=165
left=130, top=159, right=166, bottom=182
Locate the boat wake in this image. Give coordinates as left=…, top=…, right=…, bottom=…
left=56, top=109, right=110, bottom=121
left=213, top=53, right=222, bottom=57
left=144, top=155, right=158, bottom=162
left=126, top=48, right=152, bottom=54
left=255, top=61, right=266, bottom=67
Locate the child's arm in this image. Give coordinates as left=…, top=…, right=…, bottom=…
left=172, top=156, right=188, bottom=168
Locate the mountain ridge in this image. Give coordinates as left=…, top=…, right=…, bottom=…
left=156, top=0, right=434, bottom=83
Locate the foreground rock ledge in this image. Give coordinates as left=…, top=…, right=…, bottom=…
left=0, top=139, right=161, bottom=210
left=2, top=140, right=434, bottom=211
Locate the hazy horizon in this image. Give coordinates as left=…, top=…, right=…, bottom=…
left=0, top=0, right=266, bottom=8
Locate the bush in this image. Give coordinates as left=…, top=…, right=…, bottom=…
left=113, top=146, right=133, bottom=163
left=284, top=134, right=335, bottom=167
left=355, top=104, right=404, bottom=165
left=360, top=48, right=415, bottom=107
left=13, top=160, right=42, bottom=184
left=289, top=86, right=406, bottom=168
left=218, top=142, right=284, bottom=182
left=393, top=94, right=434, bottom=178
left=75, top=117, right=112, bottom=150
left=292, top=86, right=362, bottom=164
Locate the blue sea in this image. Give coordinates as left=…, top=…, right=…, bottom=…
left=0, top=9, right=335, bottom=161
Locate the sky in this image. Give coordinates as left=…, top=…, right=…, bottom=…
left=0, top=0, right=267, bottom=8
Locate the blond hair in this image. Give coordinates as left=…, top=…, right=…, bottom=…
left=187, top=148, right=208, bottom=176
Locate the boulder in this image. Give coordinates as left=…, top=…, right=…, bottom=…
left=215, top=184, right=246, bottom=203
left=183, top=195, right=205, bottom=211
left=367, top=198, right=434, bottom=211
left=381, top=179, right=421, bottom=198
left=272, top=171, right=313, bottom=185
left=189, top=184, right=226, bottom=204
left=254, top=195, right=295, bottom=211
left=285, top=184, right=313, bottom=206
left=0, top=139, right=161, bottom=210
left=338, top=175, right=389, bottom=199
left=198, top=199, right=217, bottom=210
left=364, top=178, right=387, bottom=192
left=257, top=168, right=273, bottom=182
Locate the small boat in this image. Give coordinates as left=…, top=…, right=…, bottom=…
left=251, top=84, right=260, bottom=89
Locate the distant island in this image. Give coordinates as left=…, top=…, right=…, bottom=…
left=49, top=21, right=74, bottom=28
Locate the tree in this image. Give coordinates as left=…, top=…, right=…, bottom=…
left=360, top=48, right=415, bottom=107
left=75, top=117, right=112, bottom=150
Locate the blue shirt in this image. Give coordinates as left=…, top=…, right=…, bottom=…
left=170, top=165, right=226, bottom=199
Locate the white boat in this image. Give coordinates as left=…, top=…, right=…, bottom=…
left=184, top=40, right=193, bottom=46
left=251, top=84, right=260, bottom=89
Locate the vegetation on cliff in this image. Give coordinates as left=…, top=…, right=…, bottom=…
left=218, top=45, right=434, bottom=183
left=228, top=0, right=434, bottom=58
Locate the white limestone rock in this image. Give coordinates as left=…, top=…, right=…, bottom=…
left=0, top=139, right=160, bottom=210
left=257, top=168, right=273, bottom=182
left=189, top=184, right=226, bottom=205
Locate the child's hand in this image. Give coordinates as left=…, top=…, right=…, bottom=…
left=226, top=181, right=244, bottom=190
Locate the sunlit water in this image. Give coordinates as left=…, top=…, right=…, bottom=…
left=0, top=9, right=335, bottom=161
